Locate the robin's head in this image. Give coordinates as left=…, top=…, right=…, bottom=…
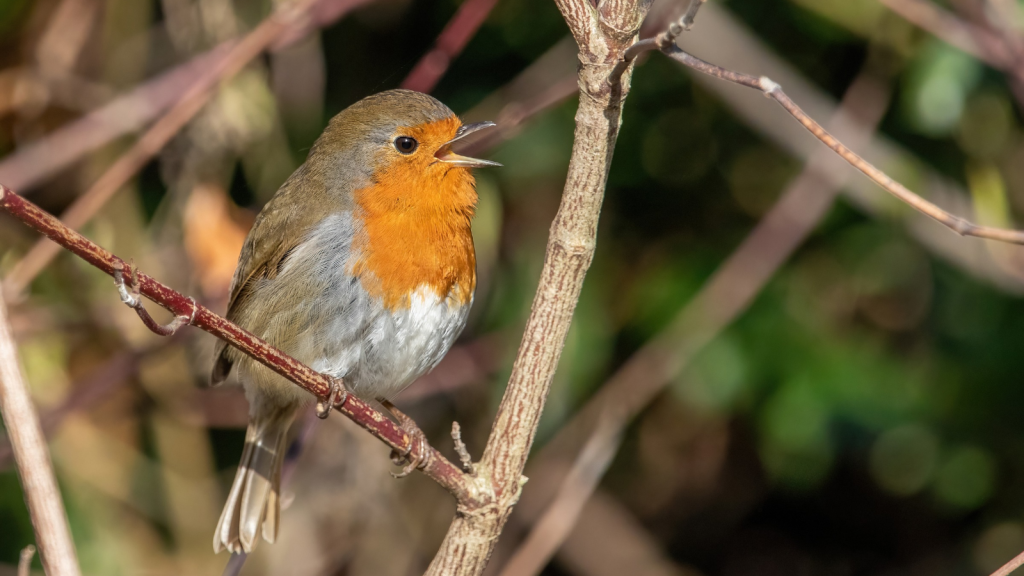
left=307, top=89, right=499, bottom=198
left=301, top=90, right=495, bottom=309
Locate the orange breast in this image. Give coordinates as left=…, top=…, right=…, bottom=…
left=351, top=118, right=478, bottom=310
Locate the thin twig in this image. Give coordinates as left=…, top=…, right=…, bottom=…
left=18, top=545, right=36, bottom=576
left=679, top=0, right=708, bottom=30
left=0, top=295, right=81, bottom=576
left=672, top=2, right=1024, bottom=291
left=451, top=422, right=476, bottom=474
left=1, top=0, right=372, bottom=300
left=0, top=184, right=485, bottom=509
left=661, top=44, right=1024, bottom=244
left=400, top=0, right=499, bottom=93
left=991, top=549, right=1024, bottom=576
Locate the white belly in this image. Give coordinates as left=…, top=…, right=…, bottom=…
left=241, top=214, right=473, bottom=404
left=307, top=284, right=472, bottom=401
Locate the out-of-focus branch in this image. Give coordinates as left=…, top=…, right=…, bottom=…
left=0, top=340, right=179, bottom=469
left=986, top=0, right=1024, bottom=32
left=0, top=43, right=235, bottom=193
left=400, top=0, right=499, bottom=93
left=0, top=296, right=81, bottom=575
left=990, top=549, right=1024, bottom=576
left=495, top=413, right=622, bottom=576
left=676, top=3, right=1024, bottom=292
left=1, top=0, right=373, bottom=300
left=0, top=185, right=486, bottom=510
left=0, top=0, right=365, bottom=195
left=878, top=0, right=1012, bottom=65
left=878, top=0, right=1024, bottom=111
left=624, top=20, right=1024, bottom=244
left=506, top=64, right=894, bottom=575
left=421, top=0, right=651, bottom=574
left=616, top=7, right=1024, bottom=248
left=17, top=545, right=35, bottom=576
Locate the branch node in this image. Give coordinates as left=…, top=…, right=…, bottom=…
left=451, top=421, right=476, bottom=474
left=951, top=216, right=976, bottom=236
left=655, top=0, right=707, bottom=48
left=759, top=76, right=781, bottom=96
left=113, top=260, right=193, bottom=336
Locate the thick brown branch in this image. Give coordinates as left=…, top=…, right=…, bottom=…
left=0, top=184, right=485, bottom=509
left=422, top=0, right=650, bottom=574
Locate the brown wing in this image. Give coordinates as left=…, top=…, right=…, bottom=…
left=209, top=173, right=323, bottom=386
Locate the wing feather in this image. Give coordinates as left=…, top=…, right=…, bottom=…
left=209, top=171, right=325, bottom=385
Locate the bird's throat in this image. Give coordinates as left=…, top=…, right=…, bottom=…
left=351, top=165, right=478, bottom=311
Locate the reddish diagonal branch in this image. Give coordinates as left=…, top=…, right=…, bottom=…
left=0, top=184, right=485, bottom=509
left=1, top=0, right=373, bottom=300
left=400, top=0, right=499, bottom=93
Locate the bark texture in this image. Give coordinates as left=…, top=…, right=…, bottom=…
left=423, top=1, right=650, bottom=574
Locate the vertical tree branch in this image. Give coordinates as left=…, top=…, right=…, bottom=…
left=422, top=1, right=649, bottom=574
left=501, top=66, right=894, bottom=576
left=0, top=295, right=82, bottom=576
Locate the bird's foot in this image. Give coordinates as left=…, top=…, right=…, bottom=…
left=315, top=377, right=348, bottom=419
left=381, top=400, right=431, bottom=478
left=113, top=260, right=194, bottom=336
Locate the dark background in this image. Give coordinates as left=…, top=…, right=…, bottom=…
left=2, top=0, right=1024, bottom=574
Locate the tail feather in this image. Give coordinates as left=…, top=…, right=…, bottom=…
left=214, top=405, right=297, bottom=554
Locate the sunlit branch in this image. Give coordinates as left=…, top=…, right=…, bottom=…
left=0, top=184, right=485, bottom=509
left=661, top=44, right=1024, bottom=244
left=990, top=549, right=1024, bottom=576
left=500, top=65, right=894, bottom=576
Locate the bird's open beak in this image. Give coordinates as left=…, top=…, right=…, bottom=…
left=435, top=121, right=502, bottom=168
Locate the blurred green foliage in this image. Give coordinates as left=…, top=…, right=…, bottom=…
left=2, top=0, right=1024, bottom=574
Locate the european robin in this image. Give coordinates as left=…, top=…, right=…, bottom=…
left=210, top=89, right=499, bottom=554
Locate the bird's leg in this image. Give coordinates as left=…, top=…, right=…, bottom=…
left=315, top=377, right=348, bottom=419
left=380, top=400, right=431, bottom=478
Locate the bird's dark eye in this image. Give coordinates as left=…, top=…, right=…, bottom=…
left=394, top=136, right=418, bottom=154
